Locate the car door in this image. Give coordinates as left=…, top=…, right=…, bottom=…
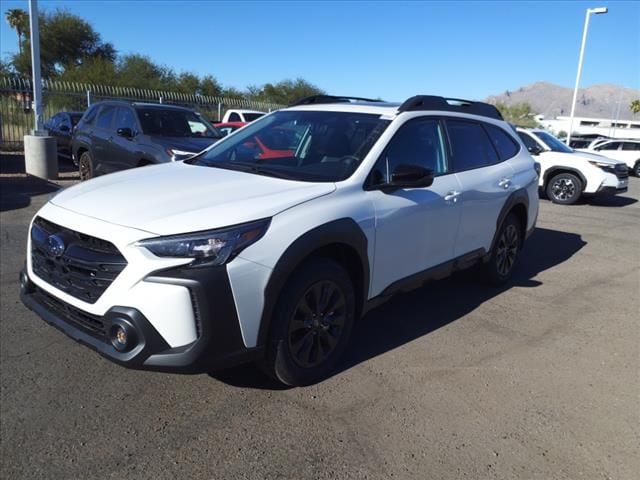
left=92, top=105, right=117, bottom=173
left=107, top=106, right=141, bottom=171
left=366, top=117, right=463, bottom=296
left=446, top=119, right=515, bottom=257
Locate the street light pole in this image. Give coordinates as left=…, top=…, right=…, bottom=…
left=566, top=6, right=608, bottom=147
left=28, top=0, right=44, bottom=133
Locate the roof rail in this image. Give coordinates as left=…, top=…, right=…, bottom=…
left=398, top=95, right=503, bottom=120
left=289, top=95, right=385, bottom=107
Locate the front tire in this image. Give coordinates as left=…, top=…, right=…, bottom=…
left=546, top=172, right=582, bottom=205
left=263, top=258, right=356, bottom=386
left=633, top=161, right=640, bottom=177
left=483, top=213, right=521, bottom=285
left=78, top=151, right=94, bottom=181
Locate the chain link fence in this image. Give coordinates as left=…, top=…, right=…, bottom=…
left=0, top=76, right=283, bottom=150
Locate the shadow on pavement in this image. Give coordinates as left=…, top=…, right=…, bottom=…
left=210, top=227, right=587, bottom=389
left=587, top=195, right=638, bottom=207
left=0, top=175, right=60, bottom=212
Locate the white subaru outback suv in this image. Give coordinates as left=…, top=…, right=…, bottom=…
left=516, top=127, right=629, bottom=205
left=20, top=95, right=539, bottom=386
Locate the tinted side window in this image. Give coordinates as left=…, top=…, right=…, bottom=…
left=485, top=124, right=519, bottom=160
left=517, top=132, right=539, bottom=151
left=228, top=112, right=241, bottom=122
left=59, top=114, right=71, bottom=129
left=372, top=118, right=448, bottom=185
left=621, top=142, right=640, bottom=151
left=115, top=107, right=138, bottom=131
left=83, top=105, right=100, bottom=125
left=598, top=142, right=621, bottom=151
left=447, top=120, right=498, bottom=171
left=96, top=106, right=116, bottom=130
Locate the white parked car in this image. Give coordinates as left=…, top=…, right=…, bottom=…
left=516, top=128, right=628, bottom=204
left=221, top=109, right=266, bottom=123
left=581, top=139, right=640, bottom=177
left=21, top=94, right=539, bottom=386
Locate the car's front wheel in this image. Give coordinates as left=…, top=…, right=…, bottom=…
left=633, top=161, right=640, bottom=177
left=546, top=172, right=582, bottom=205
left=263, top=258, right=356, bottom=386
left=78, top=151, right=94, bottom=181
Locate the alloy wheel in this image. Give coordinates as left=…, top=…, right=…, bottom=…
left=287, top=280, right=347, bottom=368
left=495, top=224, right=519, bottom=277
left=550, top=177, right=576, bottom=202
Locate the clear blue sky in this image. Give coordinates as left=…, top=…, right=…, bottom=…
left=1, top=0, right=639, bottom=100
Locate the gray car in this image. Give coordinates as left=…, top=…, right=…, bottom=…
left=71, top=101, right=223, bottom=181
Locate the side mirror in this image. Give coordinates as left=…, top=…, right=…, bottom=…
left=117, top=127, right=134, bottom=138
left=527, top=145, right=543, bottom=155
left=59, top=125, right=70, bottom=132
left=385, top=164, right=434, bottom=190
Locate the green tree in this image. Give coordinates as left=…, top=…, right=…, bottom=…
left=630, top=100, right=640, bottom=114
left=248, top=78, right=325, bottom=105
left=115, top=54, right=175, bottom=90
left=200, top=75, right=222, bottom=97
left=494, top=102, right=538, bottom=127
left=11, top=8, right=116, bottom=77
left=5, top=9, right=28, bottom=55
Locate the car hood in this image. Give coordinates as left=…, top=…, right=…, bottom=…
left=51, top=162, right=336, bottom=235
left=542, top=150, right=622, bottom=165
left=149, top=136, right=221, bottom=153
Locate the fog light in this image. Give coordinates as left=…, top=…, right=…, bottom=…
left=20, top=270, right=34, bottom=294
left=109, top=320, right=137, bottom=352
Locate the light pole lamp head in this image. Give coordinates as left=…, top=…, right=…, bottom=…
left=588, top=7, right=608, bottom=14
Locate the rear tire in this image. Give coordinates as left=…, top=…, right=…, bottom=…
left=78, top=151, right=94, bottom=181
left=546, top=172, right=582, bottom=205
left=262, top=258, right=356, bottom=386
left=483, top=213, right=521, bottom=286
left=633, top=161, right=640, bottom=177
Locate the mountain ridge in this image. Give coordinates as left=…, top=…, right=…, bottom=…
left=485, top=82, right=640, bottom=121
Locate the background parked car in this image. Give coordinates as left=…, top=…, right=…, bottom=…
left=221, top=109, right=266, bottom=123
left=72, top=101, right=223, bottom=180
left=44, top=111, right=84, bottom=161
left=581, top=139, right=640, bottom=176
left=517, top=127, right=628, bottom=204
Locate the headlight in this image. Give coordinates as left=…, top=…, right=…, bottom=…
left=588, top=161, right=615, bottom=173
left=136, top=218, right=270, bottom=267
left=167, top=148, right=198, bottom=161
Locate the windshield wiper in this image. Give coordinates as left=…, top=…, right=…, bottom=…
left=197, top=161, right=298, bottom=180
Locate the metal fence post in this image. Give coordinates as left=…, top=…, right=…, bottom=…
left=217, top=102, right=221, bottom=122
left=86, top=89, right=91, bottom=107
left=159, top=96, right=163, bottom=104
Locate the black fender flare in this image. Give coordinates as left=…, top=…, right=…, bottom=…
left=256, top=218, right=369, bottom=347
left=489, top=188, right=530, bottom=254
left=542, top=167, right=587, bottom=191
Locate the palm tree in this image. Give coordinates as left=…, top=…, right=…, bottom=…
left=5, top=9, right=28, bottom=55
left=631, top=100, right=640, bottom=115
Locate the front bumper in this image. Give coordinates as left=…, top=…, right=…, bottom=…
left=586, top=185, right=628, bottom=197
left=20, top=264, right=263, bottom=372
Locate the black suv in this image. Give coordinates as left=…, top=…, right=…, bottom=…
left=71, top=101, right=223, bottom=180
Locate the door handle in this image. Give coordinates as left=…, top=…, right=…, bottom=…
left=444, top=190, right=461, bottom=202
left=498, top=177, right=512, bottom=189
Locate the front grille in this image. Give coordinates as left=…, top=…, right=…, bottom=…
left=30, top=217, right=127, bottom=304
left=32, top=286, right=107, bottom=339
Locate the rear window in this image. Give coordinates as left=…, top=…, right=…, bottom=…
left=484, top=124, right=519, bottom=160
left=447, top=120, right=499, bottom=171
left=71, top=114, right=83, bottom=125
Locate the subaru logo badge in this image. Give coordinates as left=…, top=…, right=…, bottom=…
left=46, top=234, right=66, bottom=258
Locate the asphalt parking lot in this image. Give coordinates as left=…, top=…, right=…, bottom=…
left=1, top=172, right=638, bottom=480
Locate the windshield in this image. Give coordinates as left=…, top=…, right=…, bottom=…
left=136, top=108, right=222, bottom=138
left=535, top=131, right=573, bottom=153
left=244, top=112, right=265, bottom=122
left=189, top=110, right=391, bottom=182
